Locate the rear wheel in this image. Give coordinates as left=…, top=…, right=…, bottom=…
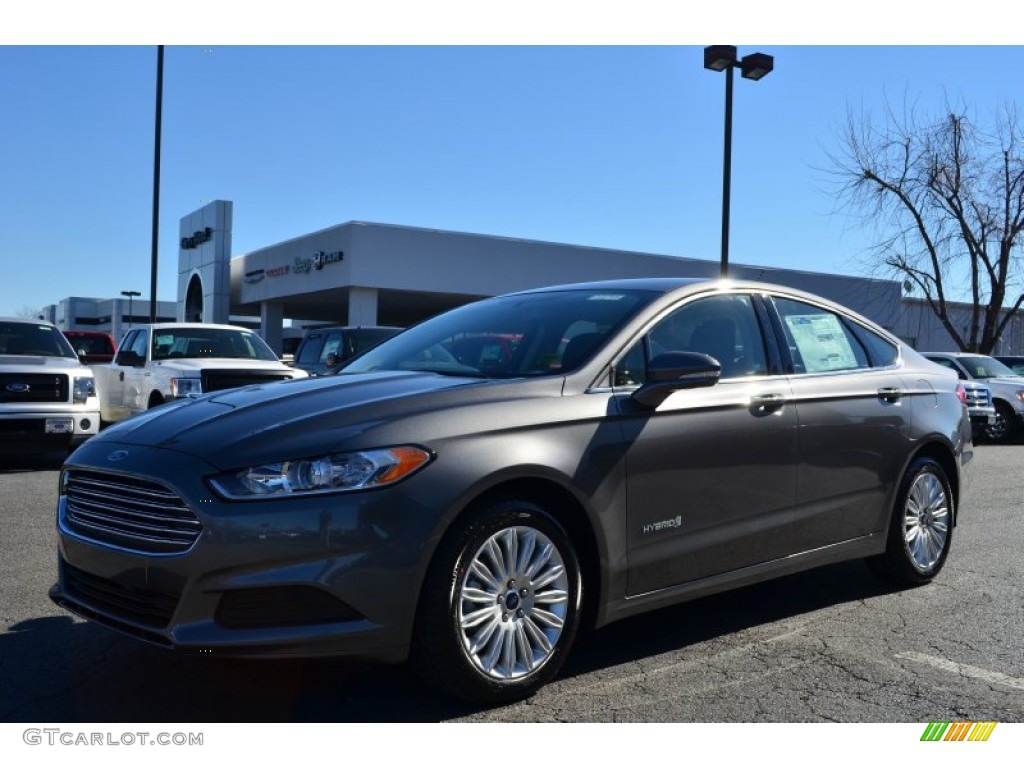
left=868, top=457, right=953, bottom=586
left=413, top=498, right=582, bottom=704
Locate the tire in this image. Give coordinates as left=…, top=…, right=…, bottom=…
left=413, top=498, right=582, bottom=704
left=984, top=402, right=1015, bottom=443
left=867, top=457, right=953, bottom=586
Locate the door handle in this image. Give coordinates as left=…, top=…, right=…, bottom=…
left=750, top=393, right=786, bottom=414
left=877, top=387, right=902, bottom=403
left=119, top=371, right=124, bottom=382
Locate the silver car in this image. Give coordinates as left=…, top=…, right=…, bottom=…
left=51, top=278, right=972, bottom=704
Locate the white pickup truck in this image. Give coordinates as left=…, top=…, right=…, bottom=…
left=1, top=317, right=100, bottom=455
left=95, top=323, right=307, bottom=425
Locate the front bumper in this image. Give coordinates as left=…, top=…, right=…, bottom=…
left=51, top=441, right=440, bottom=662
left=0, top=408, right=100, bottom=454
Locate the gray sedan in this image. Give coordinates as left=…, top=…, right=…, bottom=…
left=50, top=278, right=972, bottom=704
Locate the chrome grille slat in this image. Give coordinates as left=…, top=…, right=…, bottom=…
left=64, top=469, right=202, bottom=554
left=66, top=504, right=200, bottom=541
left=68, top=485, right=194, bottom=517
left=70, top=479, right=188, bottom=507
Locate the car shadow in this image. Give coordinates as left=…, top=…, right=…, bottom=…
left=2, top=560, right=898, bottom=723
left=563, top=560, right=897, bottom=679
left=0, top=452, right=65, bottom=473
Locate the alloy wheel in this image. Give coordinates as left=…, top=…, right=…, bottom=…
left=456, top=525, right=570, bottom=680
left=902, top=470, right=950, bottom=572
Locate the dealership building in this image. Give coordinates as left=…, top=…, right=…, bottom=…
left=43, top=200, right=1024, bottom=355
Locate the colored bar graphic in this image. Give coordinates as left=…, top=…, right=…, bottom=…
left=920, top=721, right=997, bottom=742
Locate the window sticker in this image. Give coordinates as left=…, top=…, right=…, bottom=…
left=785, top=314, right=858, bottom=372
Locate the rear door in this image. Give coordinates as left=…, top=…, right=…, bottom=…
left=767, top=294, right=910, bottom=546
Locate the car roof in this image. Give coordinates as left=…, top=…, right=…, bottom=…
left=922, top=351, right=994, bottom=357
left=509, top=277, right=710, bottom=295
left=0, top=316, right=57, bottom=326
left=301, top=325, right=402, bottom=333
left=137, top=323, right=259, bottom=331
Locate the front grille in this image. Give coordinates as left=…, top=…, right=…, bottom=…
left=61, top=561, right=179, bottom=629
left=0, top=373, right=68, bottom=403
left=64, top=469, right=202, bottom=554
left=201, top=369, right=293, bottom=393
left=965, top=387, right=993, bottom=408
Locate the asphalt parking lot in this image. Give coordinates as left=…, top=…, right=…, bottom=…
left=1, top=444, right=1022, bottom=723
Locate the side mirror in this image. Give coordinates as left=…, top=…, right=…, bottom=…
left=632, top=352, right=721, bottom=408
left=116, top=351, right=143, bottom=367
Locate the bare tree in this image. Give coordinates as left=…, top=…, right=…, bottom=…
left=14, top=305, right=44, bottom=320
left=830, top=99, right=1024, bottom=353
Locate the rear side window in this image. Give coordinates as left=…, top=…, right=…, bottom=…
left=848, top=322, right=899, bottom=367
left=772, top=297, right=870, bottom=373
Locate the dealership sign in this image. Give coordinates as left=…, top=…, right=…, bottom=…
left=180, top=227, right=214, bottom=250
left=293, top=250, right=344, bottom=274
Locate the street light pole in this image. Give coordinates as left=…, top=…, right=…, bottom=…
left=150, top=45, right=164, bottom=323
left=121, top=290, right=141, bottom=332
left=703, top=45, right=774, bottom=279
left=720, top=61, right=734, bottom=280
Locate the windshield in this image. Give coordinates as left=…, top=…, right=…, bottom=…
left=342, top=288, right=656, bottom=378
left=0, top=322, right=77, bottom=358
left=959, top=355, right=1021, bottom=379
left=151, top=328, right=280, bottom=362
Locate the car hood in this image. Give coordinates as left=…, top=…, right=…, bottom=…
left=89, top=371, right=557, bottom=469
left=979, top=377, right=1024, bottom=388
left=150, top=358, right=296, bottom=372
left=0, top=355, right=89, bottom=372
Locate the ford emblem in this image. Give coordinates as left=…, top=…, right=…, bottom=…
left=107, top=450, right=129, bottom=462
left=5, top=382, right=30, bottom=393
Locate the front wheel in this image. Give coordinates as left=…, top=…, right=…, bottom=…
left=867, top=457, right=953, bottom=586
left=413, top=498, right=582, bottom=704
left=984, top=402, right=1016, bottom=443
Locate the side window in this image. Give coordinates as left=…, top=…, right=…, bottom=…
left=772, top=297, right=869, bottom=373
left=613, top=341, right=647, bottom=387
left=928, top=357, right=967, bottom=380
left=129, top=330, right=149, bottom=359
left=296, top=333, right=324, bottom=365
left=319, top=332, right=344, bottom=363
left=612, top=294, right=768, bottom=385
left=651, top=294, right=768, bottom=378
left=115, top=330, right=138, bottom=365
left=849, top=323, right=899, bottom=367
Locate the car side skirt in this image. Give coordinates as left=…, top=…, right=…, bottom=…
left=598, top=532, right=885, bottom=628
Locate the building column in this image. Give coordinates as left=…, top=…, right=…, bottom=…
left=348, top=286, right=379, bottom=326
left=260, top=301, right=284, bottom=355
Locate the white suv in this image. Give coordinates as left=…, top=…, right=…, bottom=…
left=0, top=318, right=100, bottom=457
left=924, top=352, right=1024, bottom=443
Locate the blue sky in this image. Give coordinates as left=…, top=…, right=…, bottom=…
left=2, top=8, right=1023, bottom=317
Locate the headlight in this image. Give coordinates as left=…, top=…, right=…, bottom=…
left=72, top=376, right=96, bottom=403
left=170, top=378, right=202, bottom=398
left=209, top=446, right=433, bottom=499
